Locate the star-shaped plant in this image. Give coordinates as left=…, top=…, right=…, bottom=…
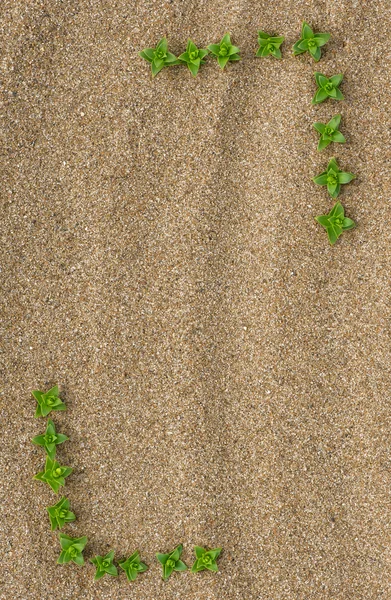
left=191, top=546, right=222, bottom=573
left=32, top=385, right=66, bottom=418
left=118, top=550, right=148, bottom=582
left=139, top=37, right=180, bottom=78
left=178, top=39, right=208, bottom=76
left=207, top=34, right=240, bottom=69
left=31, top=418, right=69, bottom=459
left=256, top=31, right=284, bottom=58
left=312, top=72, right=344, bottom=104
left=313, top=157, right=355, bottom=198
left=90, top=550, right=118, bottom=580
left=47, top=496, right=76, bottom=531
left=57, top=533, right=88, bottom=566
left=315, top=201, right=356, bottom=245
left=156, top=544, right=187, bottom=581
left=293, top=21, right=330, bottom=62
left=313, top=114, right=346, bottom=151
left=33, top=455, right=73, bottom=493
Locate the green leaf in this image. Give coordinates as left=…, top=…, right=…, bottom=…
left=105, top=564, right=118, bottom=576
left=315, top=215, right=330, bottom=228
left=327, top=181, right=340, bottom=197
left=298, top=39, right=309, bottom=51
left=312, top=88, right=328, bottom=104
left=327, top=87, right=338, bottom=98
left=302, top=22, right=314, bottom=39
left=188, top=61, right=199, bottom=76
left=156, top=553, right=169, bottom=565
left=317, top=137, right=331, bottom=151
left=334, top=88, right=344, bottom=100
left=174, top=560, right=187, bottom=571
left=228, top=45, right=240, bottom=56
left=313, top=33, right=331, bottom=46
left=139, top=48, right=155, bottom=62
left=342, top=217, right=355, bottom=230
left=157, top=37, right=168, bottom=54
left=194, top=546, right=205, bottom=559
left=151, top=60, right=164, bottom=77
left=338, top=172, right=355, bottom=184
left=330, top=201, right=344, bottom=219
left=218, top=55, right=229, bottom=69
left=207, top=44, right=221, bottom=56
left=327, top=224, right=340, bottom=245
left=331, top=130, right=346, bottom=143
left=221, top=33, right=231, bottom=46
left=270, top=46, right=282, bottom=59
left=313, top=122, right=326, bottom=134
left=205, top=561, right=219, bottom=572
left=163, top=563, right=174, bottom=580
left=165, top=52, right=179, bottom=64
left=292, top=40, right=306, bottom=55
left=309, top=45, right=321, bottom=61
left=330, top=74, right=343, bottom=87
left=313, top=173, right=328, bottom=186
left=315, top=72, right=328, bottom=87
left=328, top=114, right=341, bottom=129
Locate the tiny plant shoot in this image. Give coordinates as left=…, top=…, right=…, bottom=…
left=313, top=114, right=346, bottom=151
left=32, top=385, right=66, bottom=418
left=313, top=157, right=355, bottom=198
left=256, top=31, right=284, bottom=58
left=90, top=550, right=118, bottom=580
left=312, top=72, right=344, bottom=104
left=207, top=34, right=240, bottom=69
left=139, top=37, right=179, bottom=78
left=58, top=533, right=88, bottom=566
left=34, top=455, right=72, bottom=493
left=293, top=22, right=330, bottom=62
left=191, top=546, right=222, bottom=573
left=178, top=40, right=208, bottom=76
left=31, top=418, right=69, bottom=459
left=47, top=496, right=76, bottom=531
left=156, top=544, right=187, bottom=580
left=315, top=201, right=356, bottom=245
left=119, top=551, right=148, bottom=582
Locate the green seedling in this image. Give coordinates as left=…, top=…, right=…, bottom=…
left=256, top=31, right=284, bottom=58
left=58, top=533, right=88, bottom=566
left=34, top=455, right=72, bottom=493
left=293, top=21, right=330, bottom=62
left=156, top=544, right=187, bottom=581
left=207, top=33, right=240, bottom=69
left=191, top=546, right=222, bottom=573
left=47, top=496, right=76, bottom=531
left=90, top=550, right=118, bottom=580
left=32, top=385, right=66, bottom=418
left=139, top=37, right=180, bottom=77
left=313, top=114, right=346, bottom=151
left=31, top=418, right=69, bottom=459
left=315, top=201, right=356, bottom=245
left=312, top=72, right=344, bottom=104
left=313, top=157, right=355, bottom=198
left=178, top=39, right=208, bottom=76
left=119, top=551, right=148, bottom=582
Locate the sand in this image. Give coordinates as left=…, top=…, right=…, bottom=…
left=1, top=1, right=391, bottom=598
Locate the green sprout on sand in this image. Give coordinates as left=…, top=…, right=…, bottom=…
left=58, top=533, right=88, bottom=566
left=119, top=551, right=148, bottom=582
left=313, top=157, right=355, bottom=198
left=315, top=201, right=356, bottom=245
left=191, top=546, right=222, bottom=573
left=207, top=34, right=240, bottom=69
left=156, top=544, right=187, bottom=581
left=90, top=550, right=118, bottom=580
left=32, top=385, right=66, bottom=418
left=34, top=455, right=72, bottom=493
left=139, top=37, right=179, bottom=78
left=293, top=21, right=330, bottom=62
left=313, top=114, right=346, bottom=151
left=312, top=72, right=344, bottom=104
left=256, top=31, right=284, bottom=58
left=178, top=40, right=208, bottom=76
left=31, top=418, right=69, bottom=459
left=47, top=496, right=76, bottom=531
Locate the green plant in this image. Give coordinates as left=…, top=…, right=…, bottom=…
left=207, top=34, right=240, bottom=69
left=256, top=31, right=284, bottom=58
left=31, top=418, right=69, bottom=459
left=312, top=72, right=344, bottom=104
left=178, top=39, right=208, bottom=76
left=313, top=157, right=355, bottom=198
left=57, top=533, right=88, bottom=566
left=33, top=455, right=72, bottom=493
left=313, top=114, right=346, bottom=151
left=139, top=37, right=180, bottom=77
left=191, top=546, right=222, bottom=573
left=90, top=550, right=118, bottom=580
left=293, top=22, right=330, bottom=62
left=119, top=551, right=148, bottom=582
left=156, top=544, right=187, bottom=580
left=32, top=385, right=66, bottom=418
left=47, top=496, right=76, bottom=531
left=315, top=201, right=356, bottom=245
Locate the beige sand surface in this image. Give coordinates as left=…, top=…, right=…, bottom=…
left=1, top=1, right=391, bottom=598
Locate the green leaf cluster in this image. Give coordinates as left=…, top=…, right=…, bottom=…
left=119, top=550, right=148, bottom=582
left=47, top=496, right=76, bottom=530
left=293, top=21, right=330, bottom=62
left=32, top=418, right=68, bottom=459
left=191, top=546, right=222, bottom=572
left=139, top=37, right=180, bottom=77
left=156, top=544, right=187, bottom=580
left=58, top=533, right=88, bottom=566
left=313, top=114, right=346, bottom=151
left=313, top=157, right=355, bottom=198
left=178, top=40, right=208, bottom=76
left=256, top=31, right=284, bottom=58
left=312, top=72, right=344, bottom=104
left=90, top=550, right=118, bottom=580
left=315, top=201, right=356, bottom=245
left=34, top=455, right=72, bottom=493
left=32, top=385, right=66, bottom=418
left=207, top=34, right=240, bottom=69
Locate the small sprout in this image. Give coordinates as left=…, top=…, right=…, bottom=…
left=293, top=21, right=330, bottom=62
left=31, top=418, right=69, bottom=460
left=156, top=544, right=187, bottom=581
left=207, top=34, right=240, bottom=69
left=58, top=533, right=88, bottom=566
left=34, top=455, right=72, bottom=493
left=315, top=201, right=356, bottom=245
left=256, top=31, right=284, bottom=59
left=119, top=550, right=148, bottom=582
left=47, top=496, right=76, bottom=531
left=178, top=39, right=208, bottom=76
left=312, top=72, right=344, bottom=104
left=313, top=114, right=346, bottom=151
left=313, top=157, right=355, bottom=198
left=139, top=37, right=180, bottom=78
left=191, top=546, right=222, bottom=573
left=90, top=550, right=118, bottom=581
left=32, top=385, right=66, bottom=418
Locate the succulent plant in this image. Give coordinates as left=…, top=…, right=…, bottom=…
left=156, top=544, right=187, bottom=580
left=312, top=72, right=344, bottom=104
left=313, top=157, right=355, bottom=198
left=178, top=39, right=208, bottom=76
left=57, top=533, right=88, bottom=566
left=313, top=114, right=346, bottom=151
left=293, top=22, right=330, bottom=62
left=191, top=546, right=222, bottom=573
left=118, top=550, right=148, bottom=582
left=33, top=455, right=72, bottom=493
left=139, top=37, right=180, bottom=77
left=32, top=385, right=66, bottom=418
left=31, top=418, right=69, bottom=460
left=47, top=496, right=76, bottom=531
left=315, top=201, right=356, bottom=245
left=256, top=31, right=284, bottom=58
left=207, top=34, right=240, bottom=69
left=90, top=550, right=118, bottom=580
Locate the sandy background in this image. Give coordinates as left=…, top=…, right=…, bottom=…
left=1, top=1, right=391, bottom=598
